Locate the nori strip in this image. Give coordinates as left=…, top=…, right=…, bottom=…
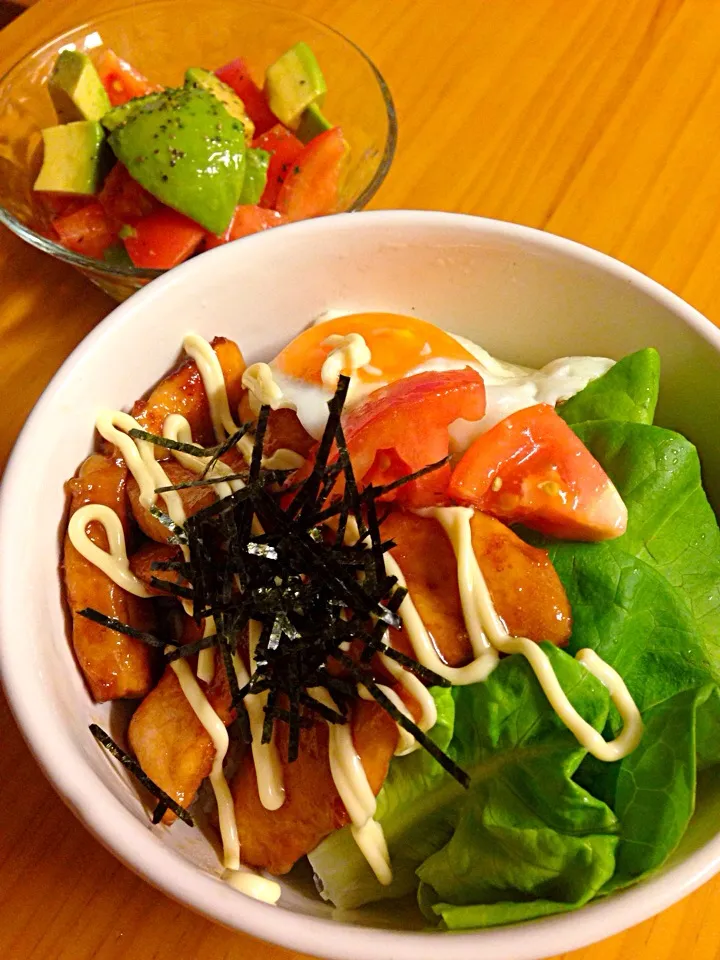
left=155, top=472, right=251, bottom=493
left=148, top=504, right=187, bottom=544
left=165, top=633, right=218, bottom=662
left=362, top=455, right=451, bottom=499
left=128, top=428, right=210, bottom=456
left=201, top=426, right=251, bottom=478
left=89, top=724, right=194, bottom=824
left=149, top=577, right=194, bottom=600
left=77, top=608, right=171, bottom=648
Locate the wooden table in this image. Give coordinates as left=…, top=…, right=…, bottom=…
left=3, top=0, right=720, bottom=957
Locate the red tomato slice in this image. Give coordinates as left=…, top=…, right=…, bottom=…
left=215, top=58, right=278, bottom=135
left=291, top=370, right=486, bottom=508
left=53, top=202, right=117, bottom=259
left=205, top=205, right=288, bottom=248
left=253, top=124, right=304, bottom=209
left=449, top=403, right=627, bottom=541
left=276, top=127, right=346, bottom=221
left=95, top=49, right=160, bottom=107
left=98, top=163, right=158, bottom=223
left=122, top=208, right=204, bottom=269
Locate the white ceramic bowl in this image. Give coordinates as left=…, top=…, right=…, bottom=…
left=3, top=211, right=720, bottom=960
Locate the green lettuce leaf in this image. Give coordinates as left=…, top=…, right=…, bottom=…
left=558, top=348, right=660, bottom=426
left=573, top=420, right=720, bottom=661
left=532, top=410, right=720, bottom=893
left=416, top=646, right=618, bottom=926
left=308, top=686, right=460, bottom=909
left=603, top=684, right=720, bottom=890
left=549, top=543, right=719, bottom=713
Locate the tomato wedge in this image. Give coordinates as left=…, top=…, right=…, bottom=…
left=204, top=205, right=288, bottom=248
left=253, top=124, right=304, bottom=209
left=98, top=163, right=158, bottom=223
left=276, top=127, right=345, bottom=220
left=95, top=49, right=160, bottom=106
left=292, top=370, right=486, bottom=508
left=215, top=58, right=278, bottom=135
left=122, top=208, right=204, bottom=269
left=449, top=403, right=627, bottom=541
left=53, top=202, right=117, bottom=259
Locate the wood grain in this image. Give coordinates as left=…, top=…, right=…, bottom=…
left=3, top=1, right=720, bottom=957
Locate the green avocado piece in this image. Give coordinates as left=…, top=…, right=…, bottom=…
left=103, top=242, right=134, bottom=267
left=48, top=49, right=111, bottom=123
left=106, top=85, right=247, bottom=234
left=33, top=121, right=110, bottom=194
left=295, top=102, right=332, bottom=144
left=265, top=41, right=327, bottom=128
left=102, top=92, right=164, bottom=133
left=239, top=147, right=269, bottom=204
left=185, top=67, right=254, bottom=143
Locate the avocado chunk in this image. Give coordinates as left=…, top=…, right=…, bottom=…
left=48, top=49, right=111, bottom=123
left=106, top=85, right=246, bottom=234
left=239, top=147, right=269, bottom=204
left=295, top=102, right=332, bottom=144
left=265, top=42, right=327, bottom=128
left=185, top=67, right=254, bottom=143
left=33, top=121, right=110, bottom=194
left=102, top=92, right=164, bottom=133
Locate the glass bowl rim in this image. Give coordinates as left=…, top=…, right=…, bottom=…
left=0, top=0, right=398, bottom=281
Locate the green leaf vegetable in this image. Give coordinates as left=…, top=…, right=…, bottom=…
left=310, top=348, right=720, bottom=927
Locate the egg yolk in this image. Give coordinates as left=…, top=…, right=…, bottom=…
left=272, top=313, right=477, bottom=385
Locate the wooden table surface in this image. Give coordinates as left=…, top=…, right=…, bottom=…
left=3, top=0, right=720, bottom=957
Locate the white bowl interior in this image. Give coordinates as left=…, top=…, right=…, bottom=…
left=3, top=211, right=720, bottom=960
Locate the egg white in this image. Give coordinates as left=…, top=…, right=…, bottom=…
left=265, top=322, right=614, bottom=448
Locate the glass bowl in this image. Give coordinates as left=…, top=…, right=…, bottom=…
left=0, top=0, right=396, bottom=301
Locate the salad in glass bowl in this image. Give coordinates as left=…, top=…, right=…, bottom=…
left=0, top=0, right=395, bottom=300
left=60, top=308, right=720, bottom=927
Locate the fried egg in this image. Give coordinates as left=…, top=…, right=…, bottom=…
left=241, top=312, right=614, bottom=448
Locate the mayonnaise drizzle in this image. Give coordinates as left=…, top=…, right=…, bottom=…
left=68, top=504, right=153, bottom=598
left=234, top=621, right=286, bottom=811
left=419, top=506, right=644, bottom=762
left=308, top=686, right=392, bottom=886
left=169, top=657, right=239, bottom=868
left=320, top=333, right=372, bottom=388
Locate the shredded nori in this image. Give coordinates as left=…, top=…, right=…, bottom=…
left=90, top=724, right=194, bottom=825
left=77, top=608, right=172, bottom=648
left=94, top=375, right=470, bottom=803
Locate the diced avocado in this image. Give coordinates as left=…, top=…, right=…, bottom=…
left=265, top=42, right=327, bottom=128
left=48, top=49, right=111, bottom=123
left=33, top=121, right=111, bottom=195
left=106, top=85, right=246, bottom=234
left=295, top=102, right=332, bottom=144
left=102, top=92, right=164, bottom=133
left=103, top=242, right=134, bottom=267
left=239, top=147, right=269, bottom=204
left=185, top=67, right=254, bottom=143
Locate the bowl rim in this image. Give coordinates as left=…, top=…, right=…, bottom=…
left=3, top=210, right=720, bottom=960
left=0, top=0, right=397, bottom=281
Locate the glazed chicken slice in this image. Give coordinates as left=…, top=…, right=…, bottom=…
left=127, top=460, right=219, bottom=543
left=129, top=637, right=233, bottom=824
left=131, top=336, right=246, bottom=447
left=129, top=541, right=186, bottom=596
left=238, top=392, right=315, bottom=460
left=63, top=454, right=156, bottom=701
left=231, top=699, right=399, bottom=875
left=382, top=509, right=571, bottom=667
